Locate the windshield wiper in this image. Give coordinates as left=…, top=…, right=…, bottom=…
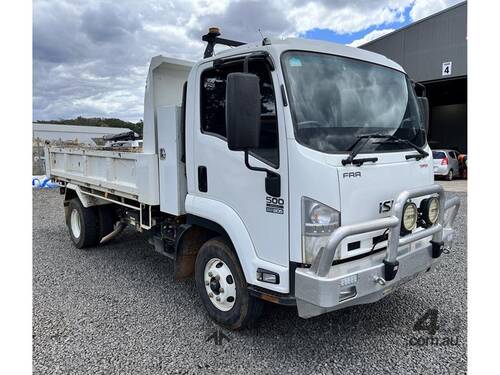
left=374, top=135, right=429, bottom=159
left=342, top=134, right=391, bottom=166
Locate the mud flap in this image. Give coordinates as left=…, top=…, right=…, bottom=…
left=174, top=225, right=212, bottom=280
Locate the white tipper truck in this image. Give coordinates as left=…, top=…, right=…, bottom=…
left=46, top=29, right=461, bottom=329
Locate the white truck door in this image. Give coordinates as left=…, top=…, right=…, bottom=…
left=192, top=59, right=289, bottom=267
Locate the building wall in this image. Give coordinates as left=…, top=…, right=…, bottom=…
left=361, top=2, right=467, bottom=82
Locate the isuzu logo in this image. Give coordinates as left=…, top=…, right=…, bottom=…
left=343, top=171, right=361, bottom=178
left=379, top=200, right=394, bottom=213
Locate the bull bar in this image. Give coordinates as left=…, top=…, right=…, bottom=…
left=295, top=184, right=461, bottom=318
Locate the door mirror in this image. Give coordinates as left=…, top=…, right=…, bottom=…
left=225, top=72, right=261, bottom=151
left=417, top=96, right=430, bottom=134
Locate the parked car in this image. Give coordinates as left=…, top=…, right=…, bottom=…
left=433, top=149, right=460, bottom=180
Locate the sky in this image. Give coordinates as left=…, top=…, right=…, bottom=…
left=33, top=0, right=464, bottom=122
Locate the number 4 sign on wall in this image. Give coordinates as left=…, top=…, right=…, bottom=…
left=442, top=61, right=452, bottom=76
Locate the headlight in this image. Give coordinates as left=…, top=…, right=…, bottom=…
left=401, top=202, right=418, bottom=233
left=309, top=203, right=336, bottom=224
left=420, top=197, right=440, bottom=226
left=302, top=197, right=340, bottom=264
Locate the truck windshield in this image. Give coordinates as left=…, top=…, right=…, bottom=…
left=281, top=51, right=425, bottom=153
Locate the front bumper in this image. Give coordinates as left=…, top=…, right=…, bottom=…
left=295, top=184, right=460, bottom=319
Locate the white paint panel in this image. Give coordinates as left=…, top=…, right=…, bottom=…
left=47, top=147, right=160, bottom=204
left=185, top=194, right=290, bottom=293
left=143, top=56, right=193, bottom=154
left=157, top=105, right=187, bottom=215
left=136, top=153, right=160, bottom=205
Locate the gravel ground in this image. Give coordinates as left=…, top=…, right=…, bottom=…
left=33, top=189, right=467, bottom=374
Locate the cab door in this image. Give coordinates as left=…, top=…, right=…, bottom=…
left=192, top=57, right=289, bottom=267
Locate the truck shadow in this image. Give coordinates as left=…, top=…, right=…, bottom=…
left=88, top=227, right=419, bottom=328
left=93, top=228, right=417, bottom=339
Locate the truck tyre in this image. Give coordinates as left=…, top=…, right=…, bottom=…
left=195, top=236, right=263, bottom=330
left=67, top=198, right=100, bottom=249
left=97, top=204, right=115, bottom=241
left=447, top=169, right=454, bottom=181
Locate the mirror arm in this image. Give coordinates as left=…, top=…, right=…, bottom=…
left=244, top=151, right=281, bottom=197
left=244, top=151, right=272, bottom=174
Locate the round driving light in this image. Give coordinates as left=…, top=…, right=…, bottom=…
left=309, top=204, right=334, bottom=225
left=421, top=197, right=440, bottom=226
left=402, top=202, right=418, bottom=232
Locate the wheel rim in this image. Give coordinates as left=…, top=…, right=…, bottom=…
left=204, top=258, right=236, bottom=311
left=70, top=209, right=81, bottom=239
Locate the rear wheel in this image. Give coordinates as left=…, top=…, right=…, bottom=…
left=67, top=199, right=99, bottom=248
left=195, top=236, right=263, bottom=330
left=446, top=169, right=454, bottom=181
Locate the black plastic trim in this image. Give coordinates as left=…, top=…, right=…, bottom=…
left=247, top=285, right=296, bottom=306
left=280, top=84, right=288, bottom=106
left=197, top=166, right=207, bottom=192
left=180, top=81, right=187, bottom=163
left=186, top=214, right=226, bottom=236
left=431, top=240, right=444, bottom=258
left=383, top=259, right=399, bottom=281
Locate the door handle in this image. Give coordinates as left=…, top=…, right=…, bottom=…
left=159, top=148, right=166, bottom=160
left=198, top=166, right=208, bottom=192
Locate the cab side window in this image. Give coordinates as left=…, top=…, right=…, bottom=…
left=200, top=59, right=279, bottom=167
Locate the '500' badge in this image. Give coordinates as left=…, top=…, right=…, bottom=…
left=266, top=197, right=284, bottom=214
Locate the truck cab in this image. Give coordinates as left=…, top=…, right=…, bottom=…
left=47, top=31, right=460, bottom=329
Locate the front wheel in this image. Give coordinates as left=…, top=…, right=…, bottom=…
left=195, top=237, right=263, bottom=330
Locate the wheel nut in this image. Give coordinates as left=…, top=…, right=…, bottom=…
left=208, top=292, right=214, bottom=298
left=219, top=288, right=224, bottom=293
left=216, top=296, right=221, bottom=302
left=205, top=281, right=209, bottom=286
left=208, top=271, right=213, bottom=277
left=215, top=275, right=220, bottom=281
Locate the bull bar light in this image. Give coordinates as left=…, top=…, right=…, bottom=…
left=420, top=196, right=440, bottom=226
left=401, top=201, right=418, bottom=234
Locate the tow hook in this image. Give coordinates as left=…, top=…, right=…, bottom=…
left=373, top=276, right=386, bottom=286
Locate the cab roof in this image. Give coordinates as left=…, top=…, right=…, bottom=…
left=204, top=37, right=405, bottom=74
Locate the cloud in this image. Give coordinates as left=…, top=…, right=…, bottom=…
left=347, top=28, right=396, bottom=47
left=410, top=0, right=464, bottom=21
left=286, top=0, right=412, bottom=35
left=33, top=0, right=461, bottom=122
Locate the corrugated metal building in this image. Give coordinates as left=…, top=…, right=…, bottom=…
left=361, top=1, right=467, bottom=153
